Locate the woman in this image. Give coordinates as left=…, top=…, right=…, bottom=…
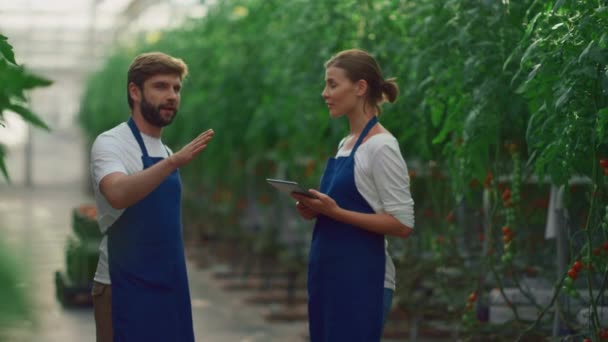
left=291, top=49, right=415, bottom=341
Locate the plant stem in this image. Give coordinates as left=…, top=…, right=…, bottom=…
left=515, top=276, right=568, bottom=341
left=490, top=259, right=522, bottom=321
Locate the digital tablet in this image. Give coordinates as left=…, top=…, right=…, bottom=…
left=266, top=178, right=318, bottom=199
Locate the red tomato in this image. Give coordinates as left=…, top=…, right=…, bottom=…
left=445, top=211, right=456, bottom=223
left=502, top=188, right=511, bottom=201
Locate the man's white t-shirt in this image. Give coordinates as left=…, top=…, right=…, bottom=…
left=335, top=133, right=415, bottom=290
left=91, top=121, right=171, bottom=285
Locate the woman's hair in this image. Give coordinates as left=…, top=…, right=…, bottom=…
left=126, top=52, right=189, bottom=109
left=325, top=49, right=399, bottom=114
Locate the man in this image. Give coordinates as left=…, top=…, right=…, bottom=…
left=90, top=52, right=214, bottom=341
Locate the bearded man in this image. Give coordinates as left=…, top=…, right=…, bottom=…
left=89, top=52, right=214, bottom=342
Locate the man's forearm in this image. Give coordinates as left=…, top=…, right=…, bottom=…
left=100, top=157, right=178, bottom=209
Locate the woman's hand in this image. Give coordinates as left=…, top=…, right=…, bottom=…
left=293, top=190, right=413, bottom=238
left=291, top=189, right=341, bottom=219
left=294, top=200, right=318, bottom=220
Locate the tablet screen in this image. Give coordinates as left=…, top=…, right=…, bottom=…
left=266, top=179, right=317, bottom=199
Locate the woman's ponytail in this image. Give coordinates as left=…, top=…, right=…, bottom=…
left=382, top=78, right=399, bottom=103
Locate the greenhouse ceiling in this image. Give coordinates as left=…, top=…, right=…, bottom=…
left=0, top=0, right=210, bottom=74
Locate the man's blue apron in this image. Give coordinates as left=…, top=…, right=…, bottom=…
left=308, top=116, right=385, bottom=341
left=107, top=118, right=194, bottom=342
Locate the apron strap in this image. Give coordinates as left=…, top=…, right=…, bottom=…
left=351, top=116, right=378, bottom=155
left=128, top=117, right=150, bottom=158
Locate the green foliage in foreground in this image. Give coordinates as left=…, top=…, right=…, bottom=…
left=0, top=34, right=51, bottom=181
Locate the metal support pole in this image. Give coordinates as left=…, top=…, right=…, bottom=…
left=24, top=125, right=33, bottom=187
left=551, top=185, right=568, bottom=337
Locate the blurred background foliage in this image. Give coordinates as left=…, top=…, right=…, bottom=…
left=0, top=35, right=50, bottom=338
left=77, top=0, right=608, bottom=339
left=0, top=34, right=51, bottom=180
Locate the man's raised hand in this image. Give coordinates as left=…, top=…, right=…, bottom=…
left=168, top=129, right=214, bottom=168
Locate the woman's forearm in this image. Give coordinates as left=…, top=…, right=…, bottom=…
left=332, top=208, right=413, bottom=238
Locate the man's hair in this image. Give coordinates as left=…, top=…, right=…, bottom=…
left=126, top=52, right=189, bottom=109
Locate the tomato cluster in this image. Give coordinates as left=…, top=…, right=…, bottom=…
left=561, top=260, right=583, bottom=298
left=501, top=187, right=517, bottom=264
left=583, top=328, right=608, bottom=341
left=500, top=151, right=522, bottom=265
left=502, top=188, right=513, bottom=208
left=431, top=210, right=458, bottom=260
left=600, top=159, right=608, bottom=176
left=501, top=225, right=515, bottom=263
left=592, top=242, right=608, bottom=257
left=461, top=290, right=478, bottom=327
left=509, top=149, right=522, bottom=206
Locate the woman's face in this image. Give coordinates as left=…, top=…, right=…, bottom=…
left=321, top=66, right=360, bottom=118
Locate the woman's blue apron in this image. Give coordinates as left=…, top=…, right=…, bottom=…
left=107, top=118, right=194, bottom=342
left=308, top=116, right=385, bottom=342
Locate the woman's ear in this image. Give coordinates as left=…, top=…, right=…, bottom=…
left=355, top=79, right=368, bottom=97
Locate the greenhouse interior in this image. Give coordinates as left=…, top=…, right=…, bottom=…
left=1, top=0, right=607, bottom=341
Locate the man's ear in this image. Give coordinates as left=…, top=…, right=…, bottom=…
left=355, top=79, right=368, bottom=97
left=128, top=82, right=141, bottom=103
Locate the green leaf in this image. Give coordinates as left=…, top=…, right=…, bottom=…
left=503, top=48, right=518, bottom=71
left=522, top=12, right=543, bottom=42
left=432, top=113, right=459, bottom=145
left=597, top=107, right=608, bottom=144
left=516, top=63, right=542, bottom=93
left=526, top=107, right=545, bottom=145
left=418, top=75, right=434, bottom=91
left=596, top=6, right=608, bottom=20
left=6, top=104, right=50, bottom=131
left=521, top=39, right=542, bottom=65
left=555, top=86, right=572, bottom=109
left=578, top=40, right=594, bottom=63
left=599, top=33, right=607, bottom=49
left=430, top=105, right=443, bottom=128
left=16, top=70, right=52, bottom=90
left=552, top=0, right=566, bottom=13
left=0, top=34, right=16, bottom=64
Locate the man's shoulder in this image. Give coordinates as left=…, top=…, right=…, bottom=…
left=94, top=122, right=131, bottom=144
left=100, top=121, right=129, bottom=137
left=92, top=121, right=136, bottom=153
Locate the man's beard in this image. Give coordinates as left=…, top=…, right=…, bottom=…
left=140, top=94, right=177, bottom=127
